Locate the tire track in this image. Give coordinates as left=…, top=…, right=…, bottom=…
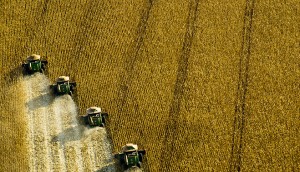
left=115, top=0, right=153, bottom=138
left=41, top=0, right=50, bottom=17
left=229, top=0, right=255, bottom=171
left=117, top=0, right=153, bottom=110
left=68, top=0, right=101, bottom=73
left=160, top=0, right=199, bottom=170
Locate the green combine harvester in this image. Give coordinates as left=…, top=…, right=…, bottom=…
left=22, top=54, right=48, bottom=74
left=81, top=107, right=108, bottom=127
left=114, top=143, right=146, bottom=170
left=50, top=76, right=76, bottom=96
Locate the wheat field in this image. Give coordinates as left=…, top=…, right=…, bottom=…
left=0, top=0, right=299, bottom=171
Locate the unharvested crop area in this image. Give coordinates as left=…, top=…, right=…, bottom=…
left=0, top=0, right=299, bottom=171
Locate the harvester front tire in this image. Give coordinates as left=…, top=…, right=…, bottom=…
left=123, top=164, right=129, bottom=171
left=82, top=116, right=89, bottom=125
left=137, top=162, right=142, bottom=168
left=139, top=153, right=143, bottom=162
left=39, top=68, right=44, bottom=74
left=102, top=116, right=106, bottom=124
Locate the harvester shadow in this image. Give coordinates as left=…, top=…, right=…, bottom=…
left=26, top=92, right=55, bottom=111
left=95, top=163, right=117, bottom=172
left=51, top=125, right=87, bottom=146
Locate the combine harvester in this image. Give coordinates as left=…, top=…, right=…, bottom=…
left=81, top=107, right=108, bottom=127
left=22, top=54, right=48, bottom=74
left=114, top=143, right=146, bottom=171
left=50, top=76, right=76, bottom=96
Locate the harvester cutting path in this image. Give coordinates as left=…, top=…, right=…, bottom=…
left=22, top=73, right=115, bottom=172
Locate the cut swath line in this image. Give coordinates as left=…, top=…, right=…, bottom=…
left=89, top=140, right=97, bottom=170
left=32, top=108, right=51, bottom=171
left=36, top=76, right=53, bottom=171
left=49, top=97, right=67, bottom=171
left=23, top=73, right=53, bottom=171
left=23, top=75, right=36, bottom=172
left=91, top=127, right=116, bottom=171
left=67, top=96, right=85, bottom=172
left=81, top=133, right=96, bottom=171
left=54, top=95, right=84, bottom=171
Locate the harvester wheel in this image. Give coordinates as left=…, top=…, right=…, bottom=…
left=102, top=116, right=106, bottom=124
left=139, top=153, right=143, bottom=162
left=137, top=161, right=142, bottom=168
left=39, top=68, right=44, bottom=74
left=123, top=164, right=129, bottom=171
left=70, top=85, right=75, bottom=92
left=119, top=154, right=125, bottom=164
left=41, top=63, right=46, bottom=70
left=82, top=116, right=89, bottom=125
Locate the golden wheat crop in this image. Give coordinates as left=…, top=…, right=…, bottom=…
left=0, top=0, right=299, bottom=172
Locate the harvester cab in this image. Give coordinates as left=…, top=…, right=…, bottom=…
left=22, top=54, right=48, bottom=74
left=81, top=107, right=108, bottom=127
left=114, top=143, right=146, bottom=170
left=50, top=76, right=76, bottom=96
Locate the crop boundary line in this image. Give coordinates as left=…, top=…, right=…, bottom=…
left=229, top=0, right=255, bottom=171
left=160, top=0, right=199, bottom=170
